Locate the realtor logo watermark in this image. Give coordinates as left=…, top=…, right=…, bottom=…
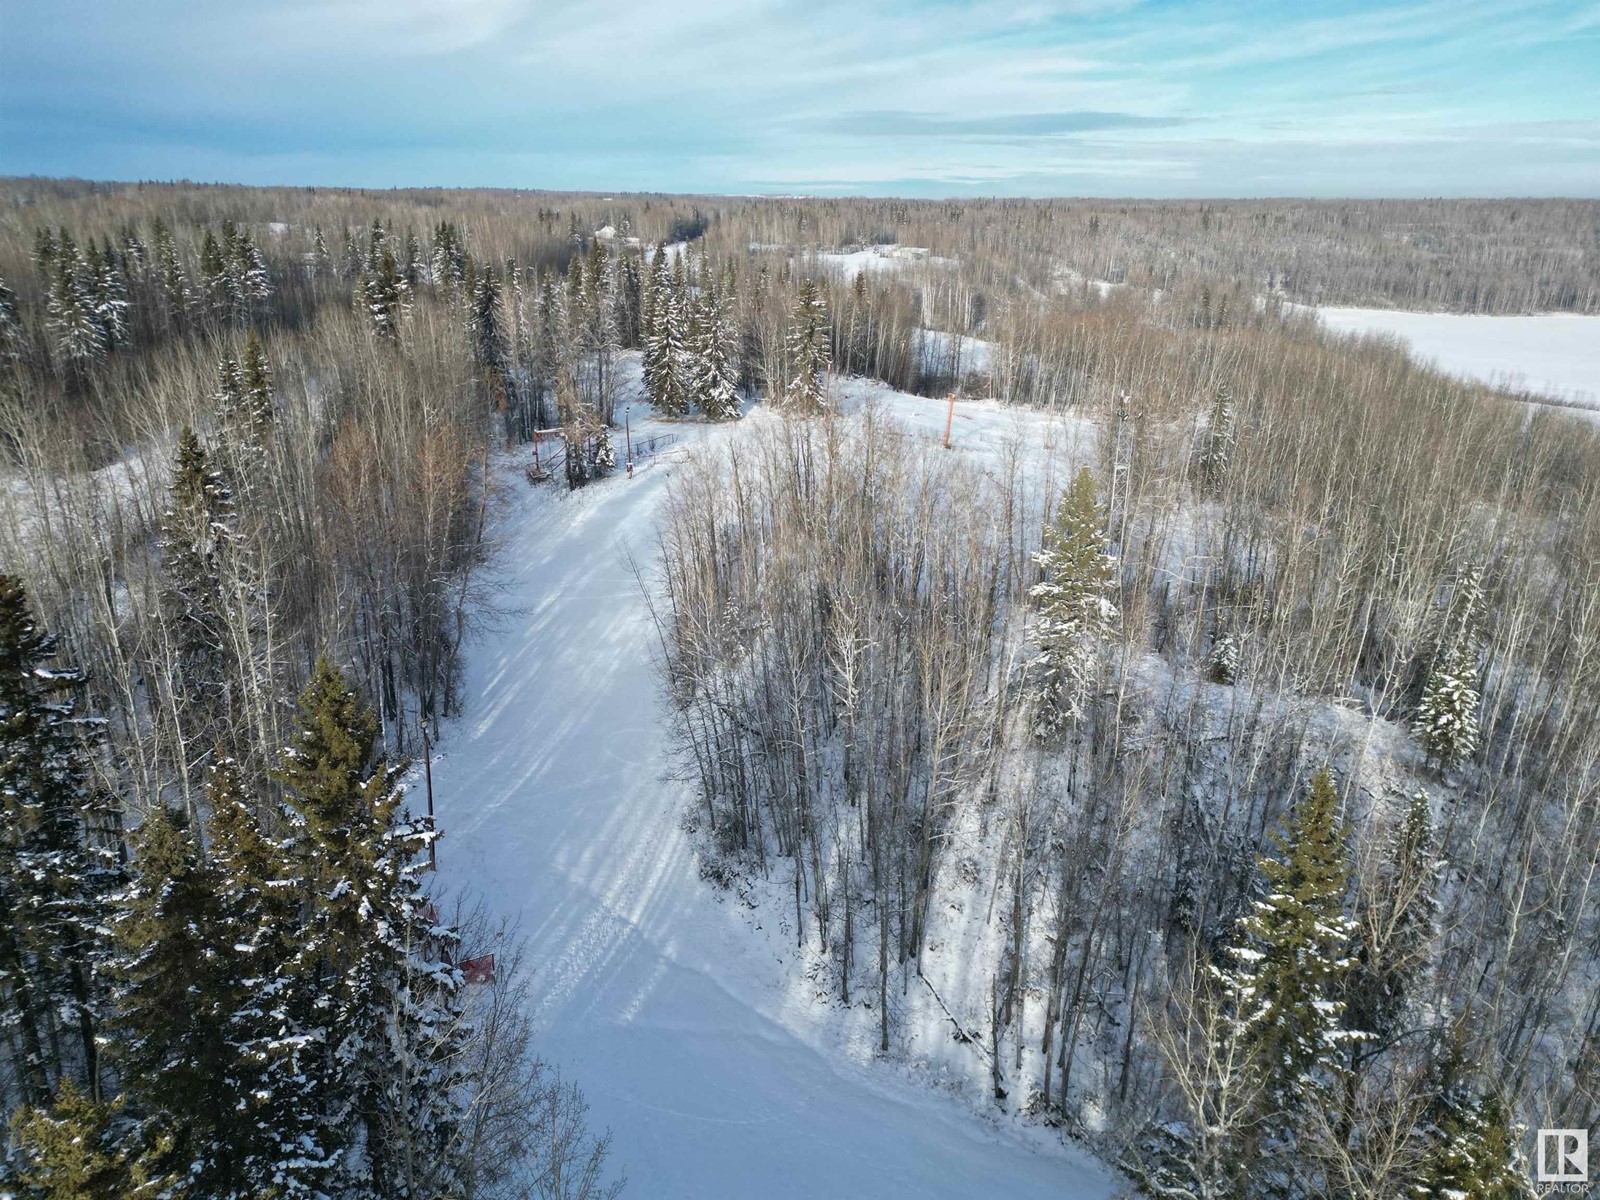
left=1537, top=1129, right=1587, bottom=1190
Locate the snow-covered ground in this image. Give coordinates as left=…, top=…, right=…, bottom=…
left=422, top=372, right=1112, bottom=1198
left=1313, top=307, right=1600, bottom=408
left=816, top=244, right=957, bottom=274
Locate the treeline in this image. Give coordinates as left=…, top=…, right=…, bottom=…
left=650, top=299, right=1599, bottom=1193
left=0, top=580, right=619, bottom=1198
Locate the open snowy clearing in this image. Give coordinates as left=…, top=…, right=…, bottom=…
left=814, top=245, right=957, bottom=274
left=1313, top=307, right=1600, bottom=409
left=421, top=372, right=1113, bottom=1197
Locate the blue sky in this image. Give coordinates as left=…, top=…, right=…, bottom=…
left=3, top=0, right=1598, bottom=196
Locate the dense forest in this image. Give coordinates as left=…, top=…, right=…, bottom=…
left=0, top=176, right=1596, bottom=1197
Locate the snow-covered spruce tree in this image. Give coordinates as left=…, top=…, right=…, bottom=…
left=1029, top=467, right=1119, bottom=737
left=1129, top=770, right=1363, bottom=1199
left=151, top=218, right=191, bottom=331
left=649, top=253, right=691, bottom=418
left=1235, top=770, right=1362, bottom=1094
left=109, top=807, right=236, bottom=1193
left=237, top=330, right=277, bottom=453
left=117, top=223, right=146, bottom=276
left=86, top=242, right=129, bottom=352
left=213, top=351, right=248, bottom=442
left=402, top=231, right=424, bottom=289
left=1196, top=385, right=1236, bottom=495
left=1413, top=638, right=1479, bottom=774
left=641, top=245, right=674, bottom=414
left=692, top=284, right=742, bottom=422
left=274, top=659, right=467, bottom=1199
left=160, top=428, right=238, bottom=687
left=0, top=271, right=27, bottom=363
left=45, top=238, right=105, bottom=368
left=1410, top=1035, right=1535, bottom=1200
left=1206, top=629, right=1240, bottom=685
left=7, top=1079, right=170, bottom=1200
left=199, top=229, right=232, bottom=322
left=32, top=226, right=57, bottom=281
left=591, top=423, right=616, bottom=476
left=199, top=757, right=339, bottom=1198
left=225, top=221, right=272, bottom=320
left=364, top=244, right=405, bottom=342
left=0, top=575, right=119, bottom=1109
left=430, top=221, right=466, bottom=290
left=311, top=225, right=334, bottom=282
left=1226, top=769, right=1365, bottom=1189
left=783, top=277, right=830, bottom=414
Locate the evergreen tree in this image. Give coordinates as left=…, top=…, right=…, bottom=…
left=592, top=424, right=616, bottom=475
left=161, top=428, right=238, bottom=673
left=1029, top=467, right=1119, bottom=736
left=0, top=576, right=118, bottom=1108
left=1225, top=769, right=1363, bottom=1110
left=1414, top=640, right=1479, bottom=773
left=0, top=271, right=27, bottom=363
left=8, top=1081, right=169, bottom=1200
left=213, top=353, right=247, bottom=444
left=783, top=277, right=830, bottom=414
left=1197, top=386, right=1236, bottom=494
left=117, top=223, right=147, bottom=276
left=32, top=226, right=57, bottom=281
left=274, top=660, right=467, bottom=1197
left=402, top=231, right=423, bottom=289
left=85, top=241, right=130, bottom=350
left=311, top=225, right=334, bottom=281
left=342, top=228, right=364, bottom=283
left=692, top=284, right=742, bottom=422
left=109, top=808, right=234, bottom=1192
left=238, top=330, right=277, bottom=450
left=430, top=221, right=466, bottom=288
left=151, top=218, right=191, bottom=331
left=1411, top=1038, right=1535, bottom=1200
left=239, top=235, right=272, bottom=312
left=641, top=245, right=676, bottom=414
left=89, top=241, right=130, bottom=350
left=363, top=245, right=404, bottom=342
left=207, top=758, right=336, bottom=1198
left=159, top=429, right=242, bottom=771
left=200, top=230, right=231, bottom=321
left=1206, top=629, right=1240, bottom=685
left=45, top=238, right=105, bottom=368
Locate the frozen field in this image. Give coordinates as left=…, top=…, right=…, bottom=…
left=421, top=364, right=1112, bottom=1198
left=1315, top=307, right=1600, bottom=408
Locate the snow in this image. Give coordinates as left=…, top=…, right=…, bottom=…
left=816, top=245, right=957, bottom=274
left=1312, top=307, right=1600, bottom=409
left=1055, top=266, right=1121, bottom=299
left=643, top=240, right=691, bottom=263
left=915, top=328, right=994, bottom=379
left=422, top=361, right=1112, bottom=1198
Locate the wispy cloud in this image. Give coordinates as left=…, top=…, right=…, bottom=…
left=819, top=110, right=1190, bottom=137
left=1, top=0, right=1595, bottom=195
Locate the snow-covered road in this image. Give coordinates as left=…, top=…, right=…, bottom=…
left=423, top=405, right=1113, bottom=1197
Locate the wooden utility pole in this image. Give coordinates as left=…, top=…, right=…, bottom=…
left=944, top=392, right=956, bottom=449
